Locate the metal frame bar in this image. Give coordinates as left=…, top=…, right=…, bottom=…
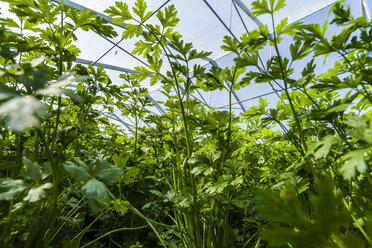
left=362, top=0, right=372, bottom=21
left=146, top=94, right=166, bottom=114
left=122, top=103, right=152, bottom=128
left=54, top=0, right=213, bottom=108
left=102, top=112, right=134, bottom=131
left=50, top=0, right=128, bottom=28
left=54, top=0, right=339, bottom=115
left=74, top=58, right=165, bottom=115
left=201, top=0, right=248, bottom=111
left=75, top=58, right=138, bottom=74
left=232, top=0, right=265, bottom=27
left=212, top=61, right=246, bottom=111
left=51, top=0, right=220, bottom=67
left=215, top=90, right=282, bottom=109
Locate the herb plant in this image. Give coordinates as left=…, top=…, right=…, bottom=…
left=0, top=0, right=371, bottom=247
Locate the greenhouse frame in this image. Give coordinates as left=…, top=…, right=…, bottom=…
left=0, top=0, right=372, bottom=247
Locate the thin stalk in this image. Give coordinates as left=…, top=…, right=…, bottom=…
left=71, top=209, right=108, bottom=243
left=125, top=204, right=169, bottom=248
left=13, top=134, right=23, bottom=177
left=37, top=129, right=57, bottom=197
left=33, top=128, right=40, bottom=162
left=134, top=114, right=138, bottom=159
left=49, top=199, right=87, bottom=243
left=50, top=0, right=65, bottom=150
left=80, top=225, right=148, bottom=248
left=254, top=236, right=262, bottom=248
left=145, top=27, right=202, bottom=247
left=270, top=14, right=307, bottom=153
left=342, top=198, right=372, bottom=245
left=226, top=68, right=238, bottom=157
left=36, top=129, right=59, bottom=247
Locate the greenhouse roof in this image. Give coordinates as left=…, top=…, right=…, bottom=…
left=1, top=0, right=371, bottom=131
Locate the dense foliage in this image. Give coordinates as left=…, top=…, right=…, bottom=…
left=0, top=0, right=372, bottom=247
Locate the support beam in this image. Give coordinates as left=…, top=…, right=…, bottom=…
left=146, top=94, right=167, bottom=115
left=75, top=58, right=138, bottom=74
left=123, top=103, right=153, bottom=128
left=232, top=0, right=275, bottom=39
left=232, top=0, right=264, bottom=27
left=215, top=90, right=282, bottom=109
left=362, top=0, right=372, bottom=21
left=51, top=0, right=220, bottom=68
left=54, top=0, right=237, bottom=111
left=225, top=81, right=246, bottom=111
left=50, top=0, right=127, bottom=29
left=102, top=112, right=134, bottom=131
left=212, top=60, right=246, bottom=111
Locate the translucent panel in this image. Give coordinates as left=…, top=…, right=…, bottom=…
left=147, top=89, right=168, bottom=113
left=68, top=0, right=168, bottom=15
left=241, top=0, right=336, bottom=31
left=209, top=88, right=231, bottom=108
left=191, top=89, right=211, bottom=107
left=170, top=0, right=231, bottom=60
left=3, top=0, right=371, bottom=131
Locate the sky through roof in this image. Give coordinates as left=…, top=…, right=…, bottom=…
left=1, top=0, right=371, bottom=130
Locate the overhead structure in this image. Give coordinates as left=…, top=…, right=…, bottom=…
left=4, top=0, right=369, bottom=130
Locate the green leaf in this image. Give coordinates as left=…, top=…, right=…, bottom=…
left=81, top=179, right=112, bottom=200
left=132, top=0, right=152, bottom=22
left=132, top=66, right=152, bottom=81
left=330, top=1, right=352, bottom=25
left=290, top=40, right=311, bottom=61
left=206, top=177, right=229, bottom=194
left=191, top=165, right=213, bottom=176
left=310, top=177, right=348, bottom=234
left=240, top=30, right=268, bottom=52
left=344, top=116, right=372, bottom=144
left=23, top=183, right=52, bottom=202
left=122, top=167, right=140, bottom=184
left=68, top=8, right=96, bottom=28
left=307, top=135, right=342, bottom=159
left=36, top=73, right=75, bottom=96
left=156, top=5, right=179, bottom=28
left=275, top=18, right=288, bottom=36
left=256, top=177, right=347, bottom=247
left=133, top=40, right=153, bottom=57
left=235, top=53, right=259, bottom=68
left=0, top=178, right=27, bottom=201
left=0, top=96, right=48, bottom=133
left=273, top=0, right=286, bottom=12
left=251, top=0, right=271, bottom=16
left=90, top=160, right=123, bottom=184
left=0, top=85, right=17, bottom=100
left=221, top=36, right=239, bottom=53
left=341, top=149, right=371, bottom=179
left=112, top=153, right=130, bottom=169
left=64, top=160, right=91, bottom=182
left=112, top=199, right=129, bottom=214
left=104, top=2, right=132, bottom=24
left=22, top=160, right=42, bottom=182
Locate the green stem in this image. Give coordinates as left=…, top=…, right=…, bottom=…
left=270, top=14, right=307, bottom=153
left=49, top=200, right=87, bottom=243
left=342, top=198, right=372, bottom=245
left=134, top=114, right=138, bottom=159
left=80, top=225, right=148, bottom=248
left=71, top=209, right=108, bottom=243
left=125, top=203, right=169, bottom=248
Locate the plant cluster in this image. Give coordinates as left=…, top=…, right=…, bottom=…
left=0, top=0, right=372, bottom=247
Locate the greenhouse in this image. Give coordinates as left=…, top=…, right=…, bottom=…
left=0, top=0, right=372, bottom=247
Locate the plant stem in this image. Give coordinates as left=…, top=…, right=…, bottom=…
left=80, top=225, right=148, bottom=248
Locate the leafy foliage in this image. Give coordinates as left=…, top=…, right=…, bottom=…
left=1, top=0, right=372, bottom=248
